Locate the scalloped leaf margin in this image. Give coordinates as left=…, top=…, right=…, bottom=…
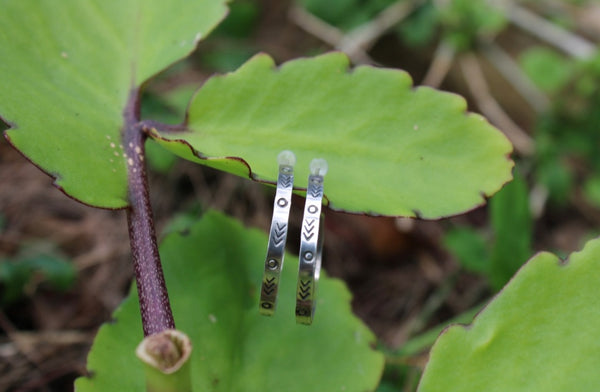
left=149, top=52, right=513, bottom=218
left=418, top=237, right=600, bottom=391
left=75, top=211, right=384, bottom=391
left=0, top=0, right=228, bottom=208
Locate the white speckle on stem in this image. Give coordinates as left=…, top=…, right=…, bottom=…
left=208, top=314, right=217, bottom=323
left=127, top=158, right=134, bottom=166
left=61, top=52, right=68, bottom=58
left=413, top=124, right=419, bottom=130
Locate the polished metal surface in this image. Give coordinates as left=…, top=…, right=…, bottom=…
left=296, top=159, right=327, bottom=325
left=259, top=151, right=295, bottom=316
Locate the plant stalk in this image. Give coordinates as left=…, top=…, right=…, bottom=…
left=124, top=88, right=175, bottom=336
left=136, top=329, right=192, bottom=392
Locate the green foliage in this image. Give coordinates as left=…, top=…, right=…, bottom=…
left=396, top=1, right=440, bottom=48
left=443, top=226, right=488, bottom=274
left=75, top=211, right=384, bottom=391
left=200, top=45, right=256, bottom=72
left=0, top=247, right=75, bottom=304
left=534, top=53, right=600, bottom=204
left=438, top=0, right=506, bottom=51
left=151, top=52, right=513, bottom=218
left=519, top=47, right=573, bottom=94
left=297, top=0, right=396, bottom=31
left=200, top=0, right=259, bottom=72
left=444, top=171, right=532, bottom=289
left=534, top=132, right=573, bottom=205
left=583, top=175, right=600, bottom=209
left=418, top=236, right=600, bottom=391
left=213, top=0, right=260, bottom=38
left=0, top=0, right=228, bottom=208
left=1, top=0, right=511, bottom=219
left=488, top=172, right=532, bottom=290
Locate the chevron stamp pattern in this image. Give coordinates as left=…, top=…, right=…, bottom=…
left=259, top=151, right=296, bottom=316
left=272, top=222, right=287, bottom=247
left=295, top=158, right=327, bottom=325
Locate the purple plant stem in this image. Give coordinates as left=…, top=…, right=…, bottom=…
left=123, top=89, right=175, bottom=336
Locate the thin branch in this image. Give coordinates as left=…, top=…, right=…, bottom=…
left=289, top=1, right=422, bottom=65
left=459, top=53, right=534, bottom=156
left=422, top=42, right=455, bottom=87
left=288, top=5, right=376, bottom=65
left=338, top=0, right=422, bottom=58
left=506, top=3, right=596, bottom=59
left=481, top=43, right=550, bottom=114
left=124, top=89, right=175, bottom=337
left=288, top=5, right=343, bottom=48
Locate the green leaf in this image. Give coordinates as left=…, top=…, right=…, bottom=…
left=439, top=0, right=506, bottom=51
left=201, top=45, right=256, bottom=72
left=24, top=253, right=76, bottom=291
left=298, top=0, right=396, bottom=31
left=443, top=227, right=488, bottom=274
left=0, top=251, right=75, bottom=304
left=488, top=171, right=532, bottom=289
left=150, top=53, right=513, bottom=218
left=0, top=259, right=31, bottom=305
left=396, top=3, right=440, bottom=48
left=213, top=0, right=260, bottom=38
left=583, top=175, right=600, bottom=209
left=0, top=0, right=228, bottom=208
left=75, top=211, right=384, bottom=391
left=418, top=238, right=600, bottom=391
left=519, top=47, right=572, bottom=94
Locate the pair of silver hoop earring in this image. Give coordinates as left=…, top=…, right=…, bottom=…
left=259, top=150, right=328, bottom=325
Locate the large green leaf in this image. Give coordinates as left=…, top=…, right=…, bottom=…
left=418, top=237, right=600, bottom=391
left=150, top=53, right=513, bottom=218
left=75, top=211, right=384, bottom=391
left=0, top=0, right=228, bottom=208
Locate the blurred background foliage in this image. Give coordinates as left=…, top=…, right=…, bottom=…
left=1, top=0, right=599, bottom=390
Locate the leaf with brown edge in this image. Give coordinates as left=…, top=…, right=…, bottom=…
left=0, top=0, right=228, bottom=208
left=419, top=237, right=600, bottom=391
left=149, top=52, right=513, bottom=218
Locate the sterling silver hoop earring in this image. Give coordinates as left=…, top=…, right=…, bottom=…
left=259, top=150, right=296, bottom=316
left=296, top=158, right=328, bottom=325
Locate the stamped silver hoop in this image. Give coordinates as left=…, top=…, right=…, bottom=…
left=259, top=151, right=296, bottom=316
left=296, top=158, right=328, bottom=325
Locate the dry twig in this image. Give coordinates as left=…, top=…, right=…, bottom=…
left=506, top=3, right=596, bottom=59
left=289, top=1, right=422, bottom=64
left=460, top=53, right=535, bottom=156
left=422, top=42, right=456, bottom=87
left=482, top=43, right=550, bottom=113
